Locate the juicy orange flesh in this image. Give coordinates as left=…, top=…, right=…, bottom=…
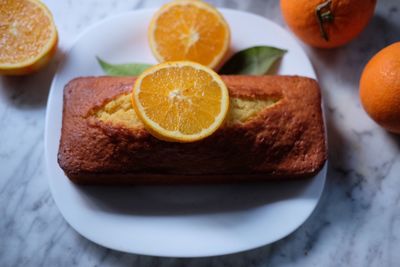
left=154, top=4, right=228, bottom=66
left=138, top=66, right=223, bottom=135
left=0, top=0, right=53, bottom=65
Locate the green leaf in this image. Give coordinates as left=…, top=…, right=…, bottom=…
left=219, top=46, right=287, bottom=75
left=96, top=57, right=152, bottom=76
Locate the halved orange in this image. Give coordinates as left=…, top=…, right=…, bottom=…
left=0, top=0, right=58, bottom=75
left=132, top=61, right=229, bottom=142
left=148, top=0, right=230, bottom=69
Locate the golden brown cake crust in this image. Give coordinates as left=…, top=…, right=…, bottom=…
left=58, top=75, right=327, bottom=184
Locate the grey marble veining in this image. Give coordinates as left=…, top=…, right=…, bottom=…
left=1, top=0, right=400, bottom=266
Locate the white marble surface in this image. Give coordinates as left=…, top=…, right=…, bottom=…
left=1, top=0, right=400, bottom=266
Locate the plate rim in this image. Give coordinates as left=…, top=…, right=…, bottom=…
left=44, top=7, right=327, bottom=257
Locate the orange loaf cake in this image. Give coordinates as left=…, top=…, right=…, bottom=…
left=58, top=75, right=327, bottom=184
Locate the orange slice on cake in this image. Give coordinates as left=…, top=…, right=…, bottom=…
left=132, top=61, right=229, bottom=142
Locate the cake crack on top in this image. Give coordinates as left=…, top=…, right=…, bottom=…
left=94, top=92, right=281, bottom=130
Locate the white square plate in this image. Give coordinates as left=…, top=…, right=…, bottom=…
left=45, top=8, right=327, bottom=257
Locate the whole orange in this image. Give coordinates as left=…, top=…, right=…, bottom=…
left=360, top=42, right=400, bottom=134
left=280, top=0, right=376, bottom=48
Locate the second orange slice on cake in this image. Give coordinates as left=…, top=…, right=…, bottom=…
left=148, top=0, right=230, bottom=69
left=132, top=61, right=229, bottom=142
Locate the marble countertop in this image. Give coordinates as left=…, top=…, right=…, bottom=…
left=1, top=0, right=399, bottom=266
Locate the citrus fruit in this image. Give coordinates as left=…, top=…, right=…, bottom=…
left=148, top=0, right=230, bottom=69
left=0, top=0, right=58, bottom=75
left=360, top=42, right=400, bottom=134
left=280, top=0, right=376, bottom=48
left=132, top=61, right=229, bottom=142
